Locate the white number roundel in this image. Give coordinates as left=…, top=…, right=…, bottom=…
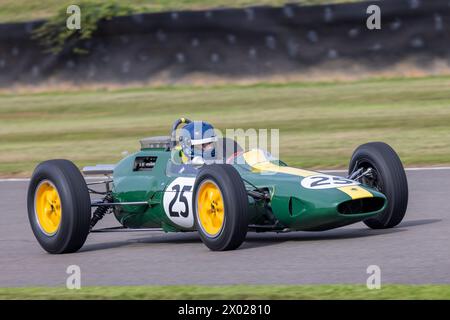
left=301, top=174, right=359, bottom=189
left=163, top=177, right=196, bottom=228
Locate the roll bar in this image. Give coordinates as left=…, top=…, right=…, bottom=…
left=170, top=117, right=192, bottom=148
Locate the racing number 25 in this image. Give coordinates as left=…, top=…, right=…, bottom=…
left=310, top=176, right=353, bottom=187
left=168, top=184, right=192, bottom=217
left=301, top=174, right=359, bottom=190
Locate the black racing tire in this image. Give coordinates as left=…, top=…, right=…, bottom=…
left=27, top=159, right=91, bottom=254
left=349, top=142, right=408, bottom=229
left=193, top=164, right=249, bottom=251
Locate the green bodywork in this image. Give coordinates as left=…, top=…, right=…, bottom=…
left=111, top=146, right=387, bottom=233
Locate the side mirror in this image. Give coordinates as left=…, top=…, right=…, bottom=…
left=191, top=156, right=205, bottom=167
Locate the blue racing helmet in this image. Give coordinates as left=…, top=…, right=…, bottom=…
left=179, top=121, right=217, bottom=161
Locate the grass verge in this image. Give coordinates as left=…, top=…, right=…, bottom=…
left=1, top=285, right=449, bottom=300
left=1, top=76, right=450, bottom=176
left=0, top=0, right=363, bottom=23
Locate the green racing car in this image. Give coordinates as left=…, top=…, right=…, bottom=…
left=27, top=118, right=408, bottom=253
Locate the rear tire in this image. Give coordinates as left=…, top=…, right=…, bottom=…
left=27, top=159, right=91, bottom=254
left=349, top=142, right=408, bottom=229
left=193, top=164, right=249, bottom=251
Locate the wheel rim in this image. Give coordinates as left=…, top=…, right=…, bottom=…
left=352, top=159, right=383, bottom=192
left=34, top=180, right=62, bottom=236
left=196, top=180, right=225, bottom=237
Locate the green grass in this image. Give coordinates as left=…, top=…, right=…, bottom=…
left=1, top=285, right=449, bottom=299
left=1, top=76, right=450, bottom=177
left=0, top=0, right=363, bottom=23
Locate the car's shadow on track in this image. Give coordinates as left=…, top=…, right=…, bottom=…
left=79, top=218, right=440, bottom=253
left=240, top=218, right=441, bottom=250
left=240, top=228, right=404, bottom=250
left=397, top=218, right=441, bottom=228
left=80, top=232, right=201, bottom=252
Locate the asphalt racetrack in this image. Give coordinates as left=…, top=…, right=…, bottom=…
left=1, top=169, right=449, bottom=287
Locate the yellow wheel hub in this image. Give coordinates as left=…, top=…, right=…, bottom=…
left=197, top=181, right=225, bottom=237
left=35, top=180, right=62, bottom=235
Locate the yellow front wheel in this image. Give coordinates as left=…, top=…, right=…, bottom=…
left=197, top=180, right=225, bottom=237
left=194, top=164, right=249, bottom=251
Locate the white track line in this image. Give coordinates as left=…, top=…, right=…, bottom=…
left=0, top=176, right=108, bottom=182
left=0, top=178, right=30, bottom=182
left=321, top=166, right=450, bottom=173
left=2, top=167, right=450, bottom=182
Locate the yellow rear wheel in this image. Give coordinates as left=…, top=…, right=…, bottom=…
left=34, top=180, right=62, bottom=235
left=28, top=159, right=91, bottom=254
left=197, top=180, right=225, bottom=237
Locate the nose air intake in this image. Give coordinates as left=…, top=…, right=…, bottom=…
left=337, top=197, right=385, bottom=215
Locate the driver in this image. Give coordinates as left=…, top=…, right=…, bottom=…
left=178, top=121, right=217, bottom=164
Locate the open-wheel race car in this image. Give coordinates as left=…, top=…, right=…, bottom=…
left=27, top=118, right=408, bottom=253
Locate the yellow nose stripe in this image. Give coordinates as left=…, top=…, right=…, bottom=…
left=338, top=185, right=373, bottom=200
left=251, top=162, right=317, bottom=177
left=243, top=149, right=316, bottom=177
